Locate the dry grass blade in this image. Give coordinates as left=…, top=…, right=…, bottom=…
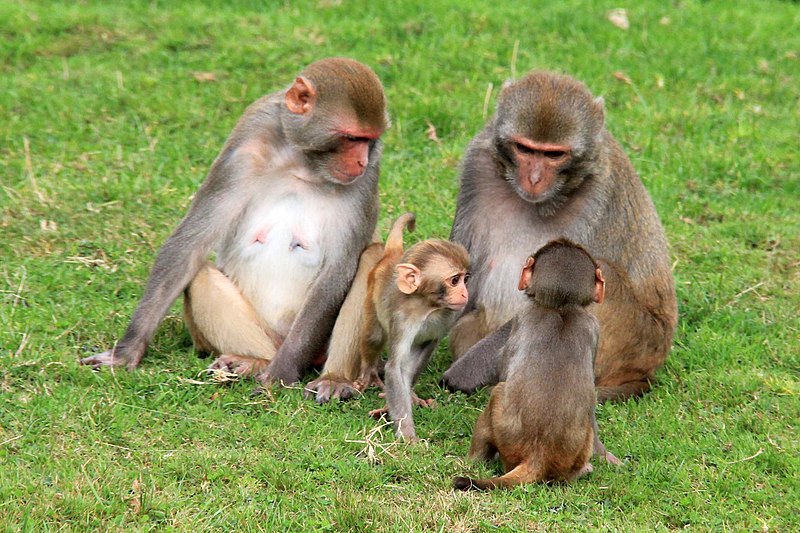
left=425, top=119, right=441, bottom=144
left=23, top=136, right=47, bottom=203
left=345, top=419, right=399, bottom=465
left=198, top=367, right=240, bottom=384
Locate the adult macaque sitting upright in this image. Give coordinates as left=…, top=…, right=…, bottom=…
left=442, top=70, right=678, bottom=402
left=82, top=57, right=389, bottom=386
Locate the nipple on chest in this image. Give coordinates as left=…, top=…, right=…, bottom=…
left=289, top=235, right=308, bottom=251
left=252, top=227, right=270, bottom=245
left=249, top=214, right=313, bottom=253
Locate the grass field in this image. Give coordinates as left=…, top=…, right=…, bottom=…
left=1, top=0, right=798, bottom=530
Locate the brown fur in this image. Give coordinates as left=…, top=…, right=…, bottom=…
left=355, top=212, right=417, bottom=392
left=348, top=213, right=470, bottom=440
left=454, top=241, right=620, bottom=491
left=300, top=58, right=388, bottom=131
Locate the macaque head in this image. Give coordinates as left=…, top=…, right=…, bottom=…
left=518, top=238, right=605, bottom=308
left=494, top=71, right=605, bottom=208
left=395, top=240, right=471, bottom=311
left=283, top=57, right=389, bottom=185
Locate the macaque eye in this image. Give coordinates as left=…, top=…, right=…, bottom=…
left=515, top=142, right=536, bottom=155
left=544, top=150, right=567, bottom=159
left=449, top=274, right=462, bottom=287
left=463, top=273, right=471, bottom=285
left=344, top=134, right=370, bottom=143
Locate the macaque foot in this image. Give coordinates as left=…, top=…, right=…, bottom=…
left=248, top=365, right=301, bottom=396
left=400, top=433, right=420, bottom=443
left=368, top=406, right=388, bottom=419
left=369, top=391, right=435, bottom=419
left=209, top=354, right=268, bottom=378
left=411, top=394, right=436, bottom=408
left=601, top=450, right=623, bottom=465
left=574, top=462, right=594, bottom=480
left=367, top=408, right=419, bottom=441
left=253, top=360, right=301, bottom=388
left=396, top=423, right=420, bottom=443
left=354, top=367, right=384, bottom=392
left=304, top=375, right=362, bottom=403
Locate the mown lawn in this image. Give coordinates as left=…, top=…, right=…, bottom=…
left=1, top=0, right=798, bottom=530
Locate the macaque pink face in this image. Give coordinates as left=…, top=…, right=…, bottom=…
left=332, top=129, right=381, bottom=182
left=442, top=270, right=470, bottom=311
left=511, top=136, right=572, bottom=197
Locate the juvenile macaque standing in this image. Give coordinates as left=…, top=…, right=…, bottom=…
left=353, top=213, right=470, bottom=441
left=81, top=58, right=389, bottom=387
left=443, top=70, right=677, bottom=402
left=454, top=240, right=621, bottom=490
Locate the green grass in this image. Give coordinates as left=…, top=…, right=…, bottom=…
left=1, top=0, right=798, bottom=530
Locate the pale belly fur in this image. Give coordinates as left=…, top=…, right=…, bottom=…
left=473, top=218, right=555, bottom=327
left=216, top=189, right=347, bottom=337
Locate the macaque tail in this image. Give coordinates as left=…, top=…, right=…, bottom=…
left=384, top=212, right=416, bottom=256
left=453, top=462, right=535, bottom=491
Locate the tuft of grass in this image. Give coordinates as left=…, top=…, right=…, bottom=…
left=1, top=0, right=798, bottom=530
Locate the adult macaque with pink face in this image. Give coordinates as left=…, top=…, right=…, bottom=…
left=82, top=58, right=389, bottom=387
left=443, top=70, right=678, bottom=402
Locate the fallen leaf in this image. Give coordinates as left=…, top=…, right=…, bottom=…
left=39, top=219, right=58, bottom=231
left=425, top=119, right=441, bottom=144
left=608, top=9, right=629, bottom=30
left=613, top=71, right=632, bottom=85
left=193, top=71, right=216, bottom=83
left=129, top=479, right=141, bottom=514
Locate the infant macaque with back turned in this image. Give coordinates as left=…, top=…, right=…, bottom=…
left=454, top=239, right=621, bottom=490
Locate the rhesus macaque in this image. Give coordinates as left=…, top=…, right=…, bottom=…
left=453, top=240, right=621, bottom=491
left=304, top=212, right=416, bottom=401
left=442, top=70, right=678, bottom=402
left=349, top=213, right=470, bottom=441
left=81, top=58, right=389, bottom=386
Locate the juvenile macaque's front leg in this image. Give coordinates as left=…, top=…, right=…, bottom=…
left=382, top=339, right=439, bottom=441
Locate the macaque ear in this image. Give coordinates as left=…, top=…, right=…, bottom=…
left=396, top=263, right=421, bottom=295
left=593, top=267, right=606, bottom=304
left=285, top=76, right=317, bottom=115
left=518, top=256, right=535, bottom=292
